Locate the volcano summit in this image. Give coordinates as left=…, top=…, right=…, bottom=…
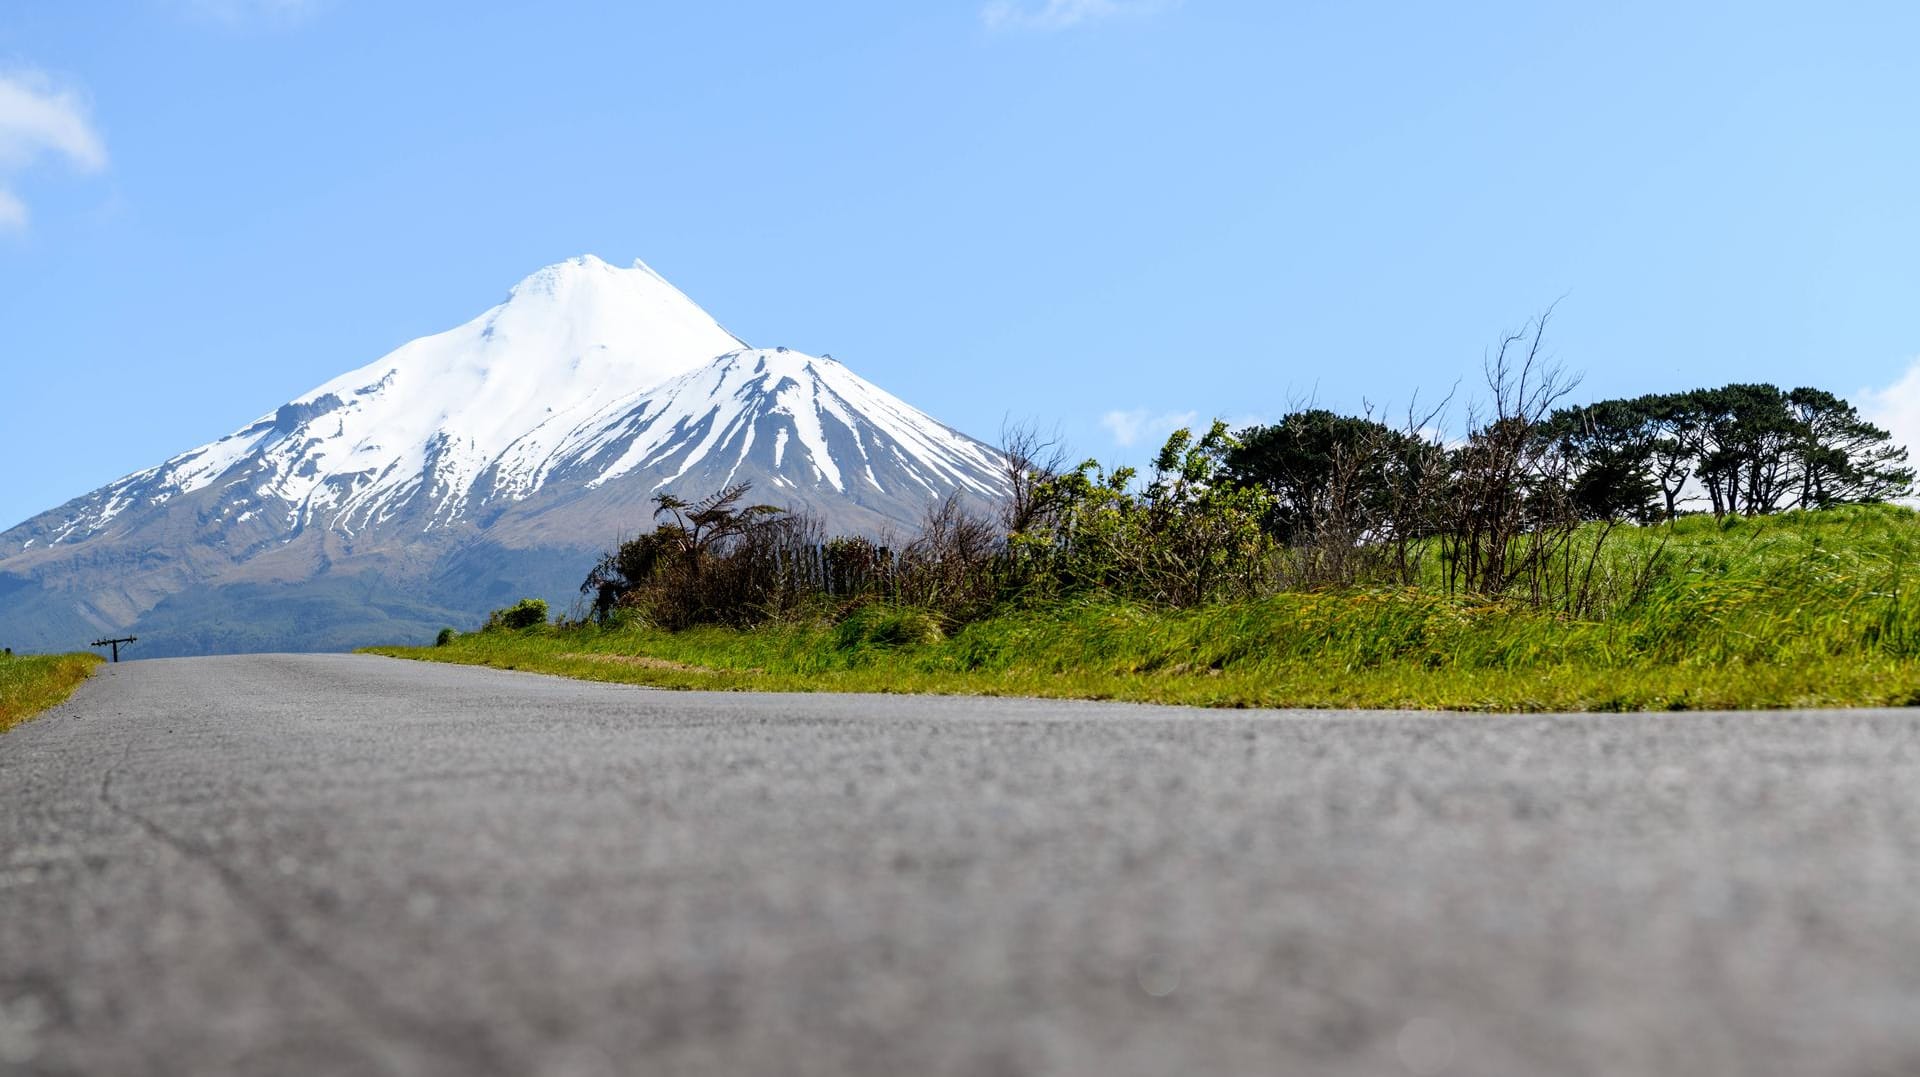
left=0, top=256, right=1007, bottom=656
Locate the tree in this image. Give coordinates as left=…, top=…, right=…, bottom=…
left=1637, top=391, right=1705, bottom=520
left=1542, top=397, right=1662, bottom=522
left=1700, top=384, right=1800, bottom=515
left=649, top=484, right=789, bottom=579
left=1785, top=388, right=1914, bottom=507
left=1537, top=382, right=1911, bottom=521
left=1224, top=409, right=1425, bottom=543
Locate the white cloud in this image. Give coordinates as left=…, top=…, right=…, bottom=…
left=982, top=0, right=1173, bottom=32
left=0, top=190, right=27, bottom=231
left=1859, top=358, right=1920, bottom=467
left=1101, top=408, right=1200, bottom=448
left=0, top=71, right=106, bottom=232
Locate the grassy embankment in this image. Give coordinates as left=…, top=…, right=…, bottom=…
left=0, top=653, right=102, bottom=733
left=370, top=505, right=1920, bottom=711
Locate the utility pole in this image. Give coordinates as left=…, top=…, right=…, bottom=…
left=90, top=636, right=138, bottom=663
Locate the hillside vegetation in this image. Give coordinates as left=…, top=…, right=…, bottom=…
left=374, top=337, right=1920, bottom=711
left=0, top=653, right=101, bottom=732
left=375, top=505, right=1920, bottom=711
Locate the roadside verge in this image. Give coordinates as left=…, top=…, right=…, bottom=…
left=1, top=653, right=103, bottom=733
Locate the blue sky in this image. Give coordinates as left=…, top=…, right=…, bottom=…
left=6, top=1, right=1920, bottom=528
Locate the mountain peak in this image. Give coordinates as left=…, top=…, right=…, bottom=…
left=506, top=254, right=695, bottom=304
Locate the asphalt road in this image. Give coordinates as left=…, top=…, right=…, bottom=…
left=5, top=655, right=1920, bottom=1076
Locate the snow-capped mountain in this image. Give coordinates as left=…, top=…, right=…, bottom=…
left=0, top=256, right=1007, bottom=656
left=547, top=347, right=1004, bottom=503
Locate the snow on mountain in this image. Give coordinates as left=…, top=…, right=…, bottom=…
left=551, top=347, right=1004, bottom=500
left=0, top=255, right=1007, bottom=655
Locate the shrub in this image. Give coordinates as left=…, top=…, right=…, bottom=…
left=581, top=483, right=819, bottom=630
left=484, top=598, right=549, bottom=632
left=1011, top=421, right=1275, bottom=607
left=896, top=495, right=1003, bottom=626
left=435, top=627, right=456, bottom=647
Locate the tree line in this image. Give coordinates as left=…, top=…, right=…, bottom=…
left=1209, top=320, right=1910, bottom=604
left=1231, top=384, right=1910, bottom=535
left=1541, top=384, right=1910, bottom=521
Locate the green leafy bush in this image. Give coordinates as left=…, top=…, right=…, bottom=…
left=484, top=598, right=549, bottom=632
left=1011, top=421, right=1275, bottom=606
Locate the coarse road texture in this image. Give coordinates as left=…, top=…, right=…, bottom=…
left=5, top=656, right=1920, bottom=1076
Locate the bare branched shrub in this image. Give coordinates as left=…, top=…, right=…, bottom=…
left=897, top=494, right=1003, bottom=624
left=999, top=419, right=1068, bottom=544
left=1442, top=313, right=1572, bottom=591
left=1433, top=307, right=1635, bottom=613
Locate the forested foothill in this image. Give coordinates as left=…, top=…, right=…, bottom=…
left=388, top=318, right=1920, bottom=711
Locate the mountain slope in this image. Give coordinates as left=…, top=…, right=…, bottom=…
left=0, top=257, right=1006, bottom=656
left=554, top=347, right=1002, bottom=501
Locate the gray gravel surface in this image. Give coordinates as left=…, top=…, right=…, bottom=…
left=4, top=654, right=1920, bottom=1076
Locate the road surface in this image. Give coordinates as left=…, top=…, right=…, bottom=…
left=4, top=654, right=1920, bottom=1076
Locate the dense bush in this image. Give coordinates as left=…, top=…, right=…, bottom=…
left=582, top=484, right=822, bottom=630
left=893, top=496, right=1004, bottom=623
left=483, top=598, right=549, bottom=631
left=1008, top=421, right=1275, bottom=607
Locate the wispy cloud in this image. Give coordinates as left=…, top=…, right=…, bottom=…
left=0, top=71, right=106, bottom=232
left=982, top=0, right=1174, bottom=32
left=1859, top=358, right=1920, bottom=479
left=1100, top=407, right=1200, bottom=448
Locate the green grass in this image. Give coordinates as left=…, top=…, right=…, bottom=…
left=368, top=504, right=1920, bottom=712
left=0, top=653, right=102, bottom=733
